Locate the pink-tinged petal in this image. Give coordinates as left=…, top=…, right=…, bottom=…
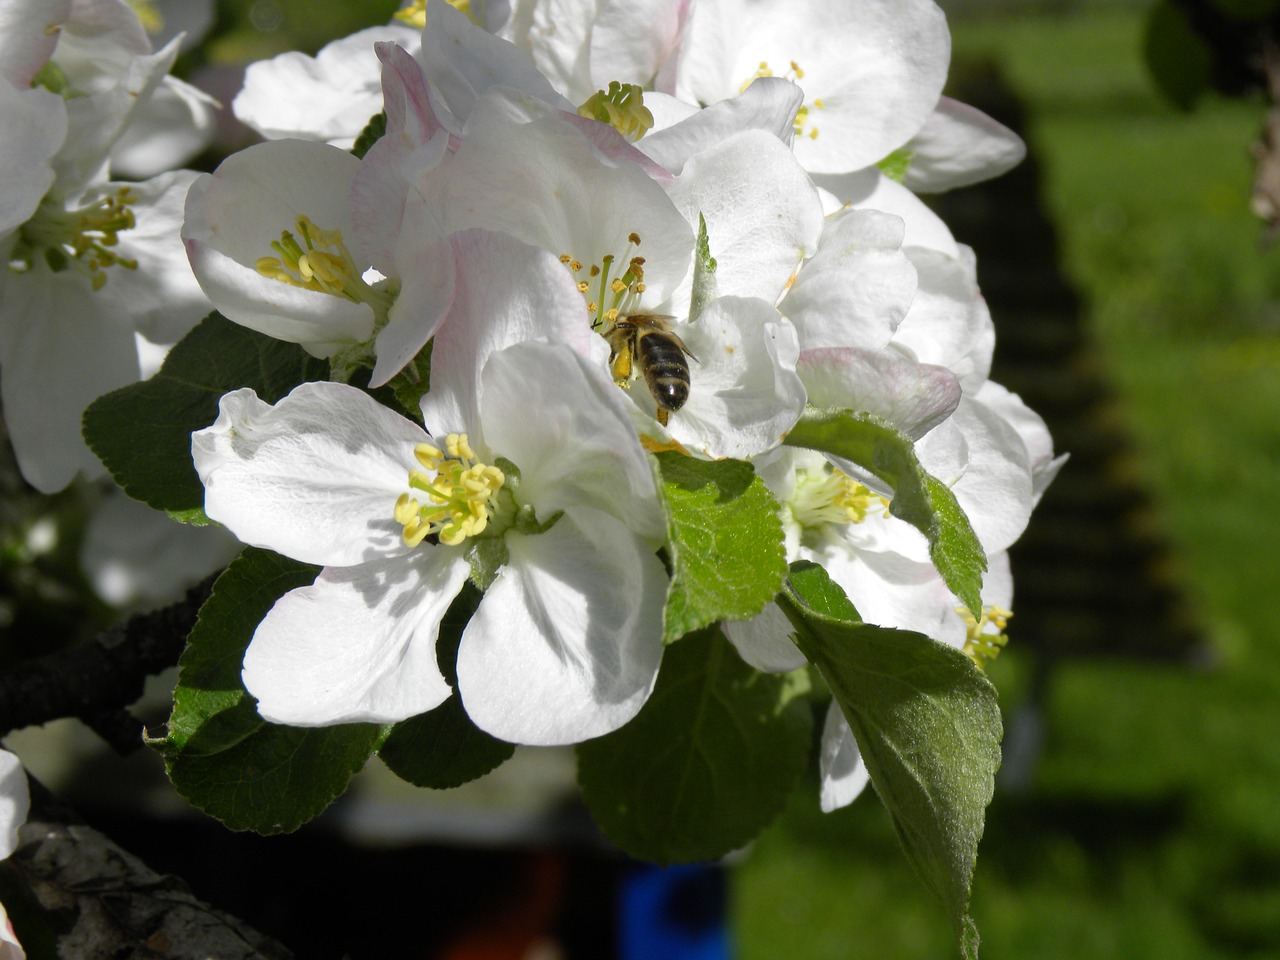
left=233, top=25, right=419, bottom=146
left=667, top=297, right=806, bottom=460
left=0, top=265, right=138, bottom=492
left=370, top=228, right=455, bottom=388
left=819, top=702, right=869, bottom=812
left=797, top=347, right=961, bottom=440
left=781, top=207, right=916, bottom=352
left=419, top=0, right=571, bottom=128
left=640, top=78, right=801, bottom=175
left=242, top=549, right=467, bottom=726
left=419, top=231, right=594, bottom=440
left=0, top=83, right=66, bottom=235
left=904, top=97, right=1026, bottom=194
left=193, top=383, right=428, bottom=567
left=182, top=141, right=375, bottom=354
left=589, top=0, right=687, bottom=93
left=0, top=0, right=71, bottom=86
left=724, top=602, right=807, bottom=674
left=666, top=128, right=823, bottom=305
left=477, top=341, right=664, bottom=543
left=457, top=509, right=665, bottom=745
left=0, top=750, right=29, bottom=860
left=0, top=900, right=23, bottom=960
left=441, top=98, right=693, bottom=302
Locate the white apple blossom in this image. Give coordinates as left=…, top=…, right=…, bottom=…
left=0, top=750, right=28, bottom=960
left=0, top=0, right=209, bottom=492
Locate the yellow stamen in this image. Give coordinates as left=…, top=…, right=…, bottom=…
left=578, top=81, right=654, bottom=142
left=396, top=435, right=505, bottom=547
left=13, top=187, right=140, bottom=290
left=790, top=464, right=890, bottom=531
left=256, top=215, right=395, bottom=317
left=959, top=605, right=1013, bottom=671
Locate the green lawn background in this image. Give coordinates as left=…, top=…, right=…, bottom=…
left=735, top=4, right=1280, bottom=958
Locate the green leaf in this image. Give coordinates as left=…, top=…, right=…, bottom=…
left=784, top=407, right=985, bottom=612
left=688, top=212, right=718, bottom=323
left=877, top=147, right=914, bottom=183
left=1142, top=1, right=1213, bottom=111
left=351, top=110, right=387, bottom=159
left=656, top=452, right=787, bottom=643
left=149, top=547, right=379, bottom=833
left=379, top=584, right=515, bottom=788
left=778, top=562, right=1002, bottom=960
left=577, top=627, right=812, bottom=864
left=82, top=312, right=329, bottom=516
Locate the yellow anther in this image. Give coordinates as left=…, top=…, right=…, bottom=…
left=256, top=214, right=395, bottom=319
left=559, top=253, right=573, bottom=265
left=397, top=434, right=505, bottom=547
left=577, top=82, right=654, bottom=142
left=813, top=98, right=826, bottom=109
left=791, top=464, right=890, bottom=531
left=610, top=278, right=628, bottom=294
left=13, top=187, right=140, bottom=289
left=790, top=60, right=804, bottom=79
left=577, top=281, right=591, bottom=293
left=960, top=605, right=1013, bottom=672
left=589, top=264, right=601, bottom=277
left=628, top=232, right=642, bottom=246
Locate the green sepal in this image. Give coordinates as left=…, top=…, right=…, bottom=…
left=783, top=407, right=986, bottom=612
left=82, top=312, right=329, bottom=516
left=351, top=110, right=387, bottom=159
left=656, top=452, right=787, bottom=644
left=877, top=147, right=914, bottom=183
left=688, top=212, right=719, bottom=323
left=778, top=561, right=1002, bottom=960
left=577, top=627, right=812, bottom=864
left=148, top=547, right=379, bottom=834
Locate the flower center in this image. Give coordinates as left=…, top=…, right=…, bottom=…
left=561, top=231, right=648, bottom=330
left=790, top=463, right=890, bottom=531
left=256, top=215, right=396, bottom=318
left=959, top=605, right=1012, bottom=672
left=395, top=434, right=507, bottom=547
left=741, top=60, right=824, bottom=141
left=10, top=188, right=139, bottom=290
left=578, top=82, right=654, bottom=143
left=394, top=0, right=481, bottom=27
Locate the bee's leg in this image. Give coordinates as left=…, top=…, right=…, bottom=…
left=610, top=349, right=633, bottom=387
left=656, top=407, right=670, bottom=427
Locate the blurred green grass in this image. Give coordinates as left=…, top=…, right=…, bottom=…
left=735, top=5, right=1280, bottom=958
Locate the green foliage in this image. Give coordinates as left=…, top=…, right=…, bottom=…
left=778, top=562, right=1002, bottom=960
left=82, top=313, right=329, bottom=517
left=577, top=627, right=813, bottom=863
left=149, top=548, right=379, bottom=833
left=656, top=452, right=787, bottom=643
left=877, top=148, right=914, bottom=183
left=784, top=408, right=986, bottom=612
left=1142, top=1, right=1213, bottom=111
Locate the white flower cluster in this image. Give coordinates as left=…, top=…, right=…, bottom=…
left=0, top=0, right=214, bottom=494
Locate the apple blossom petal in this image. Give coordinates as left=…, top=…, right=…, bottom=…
left=418, top=0, right=572, bottom=129
left=108, top=75, right=218, bottom=179
left=419, top=231, right=594, bottom=439
left=588, top=0, right=688, bottom=94
left=193, top=382, right=428, bottom=566
left=819, top=702, right=869, bottom=812
left=797, top=347, right=961, bottom=441
left=0, top=83, right=66, bottom=236
left=666, top=297, right=806, bottom=460
left=442, top=97, right=694, bottom=303
left=0, top=0, right=71, bottom=87
left=780, top=207, right=916, bottom=351
left=0, top=265, right=137, bottom=492
left=666, top=128, right=823, bottom=306
left=723, top=602, right=807, bottom=674
left=182, top=140, right=376, bottom=354
left=892, top=245, right=994, bottom=391
left=640, top=78, right=800, bottom=176
left=475, top=340, right=664, bottom=542
left=0, top=750, right=29, bottom=860
left=234, top=25, right=420, bottom=147
left=522, top=0, right=596, bottom=103
left=0, top=901, right=22, bottom=960
left=370, top=230, right=455, bottom=388
left=242, top=549, right=466, bottom=725
left=815, top=168, right=959, bottom=258
left=903, top=97, right=1026, bottom=194
left=457, top=508, right=665, bottom=745
left=976, top=380, right=1068, bottom=506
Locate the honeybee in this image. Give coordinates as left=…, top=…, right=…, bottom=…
left=604, top=313, right=697, bottom=426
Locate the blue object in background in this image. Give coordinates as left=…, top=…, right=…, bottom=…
left=618, top=862, right=732, bottom=960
